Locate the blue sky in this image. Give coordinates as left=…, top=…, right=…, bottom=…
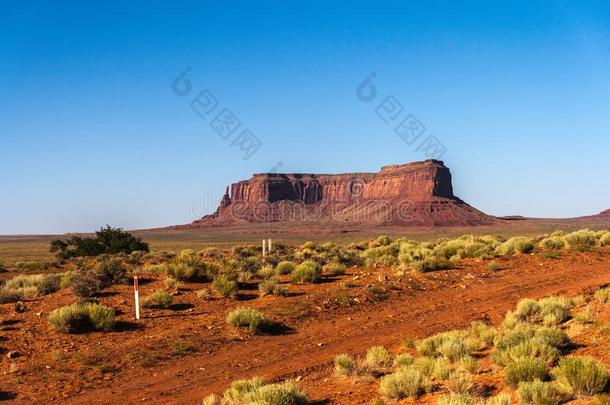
left=1, top=1, right=610, bottom=234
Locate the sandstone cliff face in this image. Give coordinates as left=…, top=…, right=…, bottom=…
left=195, top=160, right=498, bottom=226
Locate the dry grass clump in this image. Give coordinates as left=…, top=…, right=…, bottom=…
left=504, top=357, right=548, bottom=387
left=563, top=229, right=597, bottom=251
left=258, top=277, right=287, bottom=297
left=540, top=236, right=565, bottom=251
left=415, top=331, right=475, bottom=363
left=212, top=275, right=238, bottom=297
left=209, top=376, right=307, bottom=405
left=141, top=290, right=173, bottom=308
left=379, top=366, right=429, bottom=399
left=49, top=302, right=114, bottom=333
left=257, top=265, right=276, bottom=279
left=164, top=250, right=221, bottom=281
left=226, top=307, right=270, bottom=334
left=0, top=273, right=61, bottom=302
left=594, top=287, right=610, bottom=304
left=517, top=380, right=572, bottom=404
left=393, top=353, right=414, bottom=368
left=437, top=393, right=511, bottom=405
left=334, top=354, right=356, bottom=377
left=275, top=261, right=296, bottom=275
left=552, top=356, right=608, bottom=396
left=290, top=260, right=321, bottom=283
left=495, top=237, right=535, bottom=256
left=365, top=346, right=392, bottom=368
left=323, top=261, right=346, bottom=276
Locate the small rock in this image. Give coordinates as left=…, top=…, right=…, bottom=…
left=316, top=342, right=324, bottom=347
left=45, top=365, right=51, bottom=369
left=6, top=351, right=19, bottom=359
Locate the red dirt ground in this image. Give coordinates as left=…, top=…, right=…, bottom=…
left=1, top=250, right=609, bottom=404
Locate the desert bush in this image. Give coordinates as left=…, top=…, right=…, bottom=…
left=258, top=277, right=286, bottom=297
left=257, top=265, right=276, bottom=279
left=600, top=232, right=610, bottom=246
left=0, top=274, right=61, bottom=302
left=563, top=229, right=597, bottom=251
left=540, top=236, right=565, bottom=251
left=488, top=261, right=499, bottom=272
left=411, top=257, right=456, bottom=272
left=552, top=356, right=609, bottom=396
left=504, top=357, right=548, bottom=387
left=221, top=377, right=307, bottom=404
left=212, top=275, right=238, bottom=298
left=323, top=262, right=346, bottom=276
left=393, top=353, right=414, bottom=368
left=495, top=237, right=535, bottom=256
left=71, top=270, right=104, bottom=298
left=447, top=370, right=473, bottom=394
left=202, top=394, right=221, bottom=405
left=365, top=346, right=392, bottom=368
left=95, top=258, right=128, bottom=287
left=226, top=307, right=269, bottom=333
left=142, top=290, right=172, bottom=308
left=379, top=367, right=428, bottom=399
left=291, top=260, right=321, bottom=283
left=436, top=393, right=475, bottom=405
left=595, top=287, right=610, bottom=304
left=535, top=326, right=570, bottom=348
left=50, top=225, right=149, bottom=260
left=469, top=321, right=497, bottom=347
left=492, top=338, right=560, bottom=367
left=416, top=330, right=472, bottom=362
left=49, top=302, right=114, bottom=333
left=334, top=354, right=355, bottom=377
left=60, top=271, right=75, bottom=288
left=459, top=356, right=480, bottom=374
left=275, top=261, right=296, bottom=275
left=517, top=381, right=572, bottom=404
left=163, top=277, right=179, bottom=290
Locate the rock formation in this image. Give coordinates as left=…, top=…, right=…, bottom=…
left=194, top=160, right=499, bottom=227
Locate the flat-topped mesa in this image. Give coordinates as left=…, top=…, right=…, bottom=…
left=196, top=159, right=498, bottom=226
left=226, top=159, right=454, bottom=205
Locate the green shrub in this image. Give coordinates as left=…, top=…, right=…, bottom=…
left=488, top=261, right=499, bottom=272
left=257, top=265, right=276, bottom=279
left=60, top=271, right=75, bottom=288
left=436, top=393, right=475, bottom=405
left=142, top=290, right=173, bottom=308
left=492, top=338, right=560, bottom=367
left=0, top=274, right=61, bottom=302
left=540, top=236, right=565, bottom=251
left=393, top=353, right=414, bottom=368
left=275, top=261, right=296, bottom=275
left=495, top=237, right=535, bottom=256
left=50, top=225, right=149, bottom=260
left=95, top=258, right=128, bottom=287
left=221, top=377, right=306, bottom=404
left=517, top=380, right=572, bottom=404
left=49, top=302, right=114, bottom=333
left=416, top=330, right=472, bottom=362
left=600, top=232, right=610, bottom=246
left=226, top=307, right=269, bottom=333
left=213, top=275, right=238, bottom=297
left=595, top=287, right=610, bottom=304
left=163, top=277, right=179, bottom=290
left=323, top=262, right=346, bottom=276
left=365, top=346, right=392, bottom=368
left=291, top=260, right=321, bottom=283
left=552, top=356, right=609, bottom=396
left=379, top=366, right=427, bottom=399
left=258, top=277, right=285, bottom=297
left=334, top=354, right=355, bottom=377
left=563, top=229, right=597, bottom=251
left=505, top=357, right=548, bottom=387
left=447, top=370, right=473, bottom=394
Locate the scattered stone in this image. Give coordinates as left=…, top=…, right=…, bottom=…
left=6, top=351, right=19, bottom=359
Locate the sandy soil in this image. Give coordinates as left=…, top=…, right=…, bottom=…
left=1, top=250, right=609, bottom=404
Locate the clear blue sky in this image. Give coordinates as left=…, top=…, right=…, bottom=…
left=1, top=1, right=610, bottom=234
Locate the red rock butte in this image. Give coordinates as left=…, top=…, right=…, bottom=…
left=194, top=160, right=499, bottom=226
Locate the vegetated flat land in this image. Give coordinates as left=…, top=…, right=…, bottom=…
left=1, top=248, right=609, bottom=403
left=1, top=216, right=609, bottom=265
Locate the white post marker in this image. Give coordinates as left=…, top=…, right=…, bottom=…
left=262, top=239, right=266, bottom=257
left=134, top=275, right=140, bottom=320
left=268, top=238, right=272, bottom=253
